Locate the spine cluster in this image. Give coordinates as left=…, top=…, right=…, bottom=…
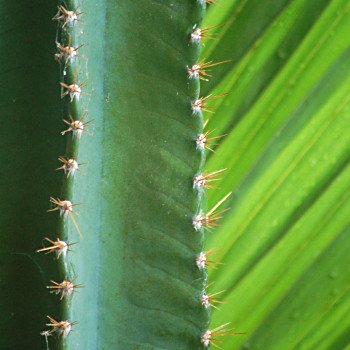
left=37, top=3, right=87, bottom=344
left=192, top=1, right=243, bottom=348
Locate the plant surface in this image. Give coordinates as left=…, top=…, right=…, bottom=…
left=1, top=0, right=350, bottom=350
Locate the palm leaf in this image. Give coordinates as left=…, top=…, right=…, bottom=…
left=201, top=1, right=350, bottom=349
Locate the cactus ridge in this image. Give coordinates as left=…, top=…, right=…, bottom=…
left=38, top=0, right=88, bottom=344
left=194, top=1, right=244, bottom=348
left=37, top=0, right=235, bottom=348
left=194, top=1, right=220, bottom=349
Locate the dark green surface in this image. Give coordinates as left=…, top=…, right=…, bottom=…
left=0, top=1, right=62, bottom=349
left=202, top=0, right=292, bottom=93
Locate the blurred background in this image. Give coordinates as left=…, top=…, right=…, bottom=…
left=201, top=1, right=350, bottom=349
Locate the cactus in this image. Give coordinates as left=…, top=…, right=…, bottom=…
left=1, top=1, right=350, bottom=350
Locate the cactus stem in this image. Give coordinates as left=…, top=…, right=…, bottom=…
left=39, top=1, right=87, bottom=345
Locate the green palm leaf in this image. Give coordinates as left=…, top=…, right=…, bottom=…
left=201, top=0, right=350, bottom=349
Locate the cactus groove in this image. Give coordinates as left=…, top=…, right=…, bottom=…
left=0, top=0, right=235, bottom=348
